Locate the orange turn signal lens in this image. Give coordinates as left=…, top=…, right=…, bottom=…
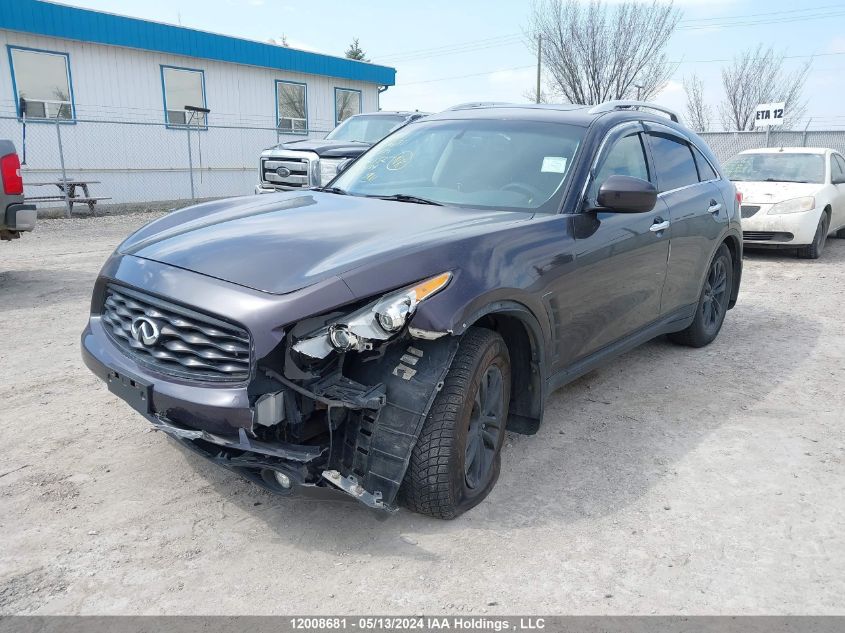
left=410, top=272, right=452, bottom=302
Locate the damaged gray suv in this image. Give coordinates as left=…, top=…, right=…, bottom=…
left=82, top=101, right=742, bottom=519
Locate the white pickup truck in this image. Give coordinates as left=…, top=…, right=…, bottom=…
left=256, top=111, right=426, bottom=193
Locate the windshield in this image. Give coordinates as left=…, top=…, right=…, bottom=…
left=331, top=119, right=584, bottom=212
left=723, top=152, right=825, bottom=184
left=326, top=115, right=408, bottom=144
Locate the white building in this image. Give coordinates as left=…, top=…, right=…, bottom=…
left=0, top=0, right=396, bottom=205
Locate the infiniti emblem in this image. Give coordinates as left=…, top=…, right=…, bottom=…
left=131, top=316, right=161, bottom=347
left=276, top=166, right=291, bottom=178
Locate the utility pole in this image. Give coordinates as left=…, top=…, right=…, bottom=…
left=535, top=34, right=542, bottom=104
left=635, top=83, right=644, bottom=100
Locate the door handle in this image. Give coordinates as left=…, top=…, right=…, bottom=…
left=708, top=201, right=722, bottom=214
left=650, top=219, right=670, bottom=233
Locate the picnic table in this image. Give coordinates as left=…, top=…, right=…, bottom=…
left=24, top=179, right=111, bottom=213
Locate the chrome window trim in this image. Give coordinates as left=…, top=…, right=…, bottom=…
left=656, top=181, right=707, bottom=198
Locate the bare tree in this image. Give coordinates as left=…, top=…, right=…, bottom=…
left=683, top=73, right=711, bottom=132
left=522, top=86, right=550, bottom=103
left=528, top=0, right=681, bottom=105
left=719, top=45, right=811, bottom=131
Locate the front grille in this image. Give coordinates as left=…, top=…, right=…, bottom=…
left=101, top=285, right=251, bottom=382
left=261, top=156, right=311, bottom=189
left=741, top=205, right=761, bottom=218
left=743, top=231, right=794, bottom=242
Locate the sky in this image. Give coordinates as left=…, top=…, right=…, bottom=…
left=51, top=0, right=845, bottom=130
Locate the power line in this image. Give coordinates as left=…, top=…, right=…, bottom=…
left=373, top=3, right=845, bottom=63
left=677, top=2, right=845, bottom=23
left=677, top=9, right=845, bottom=30
left=398, top=52, right=845, bottom=87
left=373, top=34, right=526, bottom=62
left=673, top=50, right=845, bottom=65
left=401, top=64, right=535, bottom=86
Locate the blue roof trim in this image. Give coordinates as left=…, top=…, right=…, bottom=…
left=0, top=0, right=396, bottom=86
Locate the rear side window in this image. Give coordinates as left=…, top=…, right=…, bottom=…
left=589, top=133, right=650, bottom=200
left=691, top=145, right=718, bottom=182
left=648, top=133, right=699, bottom=193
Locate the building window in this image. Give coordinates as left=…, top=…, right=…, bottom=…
left=161, top=66, right=207, bottom=127
left=8, top=46, right=74, bottom=120
left=276, top=81, right=307, bottom=134
left=335, top=88, right=361, bottom=125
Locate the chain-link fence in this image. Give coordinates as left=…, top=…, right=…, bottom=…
left=0, top=114, right=334, bottom=213
left=6, top=113, right=845, bottom=214
left=698, top=129, right=845, bottom=164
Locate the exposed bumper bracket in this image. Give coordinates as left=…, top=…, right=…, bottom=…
left=150, top=414, right=325, bottom=462
left=321, top=469, right=394, bottom=512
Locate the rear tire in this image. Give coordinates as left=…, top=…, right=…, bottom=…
left=833, top=227, right=845, bottom=239
left=669, top=244, right=733, bottom=348
left=797, top=213, right=829, bottom=259
left=400, top=327, right=511, bottom=519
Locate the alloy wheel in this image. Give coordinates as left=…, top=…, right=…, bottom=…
left=702, top=257, right=728, bottom=329
left=464, top=365, right=504, bottom=490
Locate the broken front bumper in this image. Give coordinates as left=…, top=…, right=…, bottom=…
left=82, top=310, right=459, bottom=513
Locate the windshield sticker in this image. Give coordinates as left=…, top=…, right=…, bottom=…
left=387, top=151, right=413, bottom=171
left=541, top=156, right=568, bottom=173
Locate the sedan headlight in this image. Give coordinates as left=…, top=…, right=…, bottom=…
left=768, top=196, right=815, bottom=215
left=293, top=272, right=453, bottom=359
left=319, top=158, right=345, bottom=186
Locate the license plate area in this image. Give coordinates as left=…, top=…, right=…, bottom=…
left=107, top=370, right=152, bottom=415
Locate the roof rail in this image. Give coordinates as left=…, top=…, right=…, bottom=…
left=588, top=100, right=680, bottom=123
left=444, top=101, right=513, bottom=111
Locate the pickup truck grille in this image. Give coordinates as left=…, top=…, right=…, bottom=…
left=261, top=156, right=312, bottom=189
left=101, top=285, right=251, bottom=382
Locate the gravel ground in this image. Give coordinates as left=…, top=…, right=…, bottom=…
left=1, top=213, right=843, bottom=615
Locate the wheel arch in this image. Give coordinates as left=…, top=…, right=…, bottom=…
left=461, top=302, right=547, bottom=435
left=721, top=232, right=742, bottom=309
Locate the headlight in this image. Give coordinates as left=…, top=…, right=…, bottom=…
left=319, top=158, right=345, bottom=186
left=292, top=272, right=453, bottom=358
left=768, top=196, right=815, bottom=215
left=373, top=272, right=452, bottom=333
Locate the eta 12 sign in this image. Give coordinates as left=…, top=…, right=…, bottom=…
left=754, top=102, right=785, bottom=127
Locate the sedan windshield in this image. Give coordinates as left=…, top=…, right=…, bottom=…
left=723, top=152, right=825, bottom=184
left=330, top=119, right=584, bottom=212
left=326, top=115, right=407, bottom=144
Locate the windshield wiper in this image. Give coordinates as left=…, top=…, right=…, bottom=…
left=314, top=186, right=348, bottom=195
left=372, top=193, right=443, bottom=206
left=764, top=178, right=810, bottom=183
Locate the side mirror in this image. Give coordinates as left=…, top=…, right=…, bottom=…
left=337, top=158, right=353, bottom=174
left=596, top=175, right=657, bottom=213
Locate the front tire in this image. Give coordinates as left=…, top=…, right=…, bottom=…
left=798, top=213, right=829, bottom=259
left=400, top=327, right=511, bottom=519
left=669, top=244, right=733, bottom=348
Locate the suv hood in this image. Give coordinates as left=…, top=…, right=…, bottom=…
left=118, top=193, right=531, bottom=295
left=732, top=180, right=822, bottom=204
left=265, top=138, right=371, bottom=158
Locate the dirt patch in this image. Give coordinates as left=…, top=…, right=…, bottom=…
left=0, top=213, right=843, bottom=615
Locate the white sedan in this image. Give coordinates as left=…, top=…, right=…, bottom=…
left=723, top=147, right=845, bottom=259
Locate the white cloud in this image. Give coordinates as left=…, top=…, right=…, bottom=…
left=659, top=79, right=684, bottom=96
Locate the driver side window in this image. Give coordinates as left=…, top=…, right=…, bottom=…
left=589, top=133, right=650, bottom=202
